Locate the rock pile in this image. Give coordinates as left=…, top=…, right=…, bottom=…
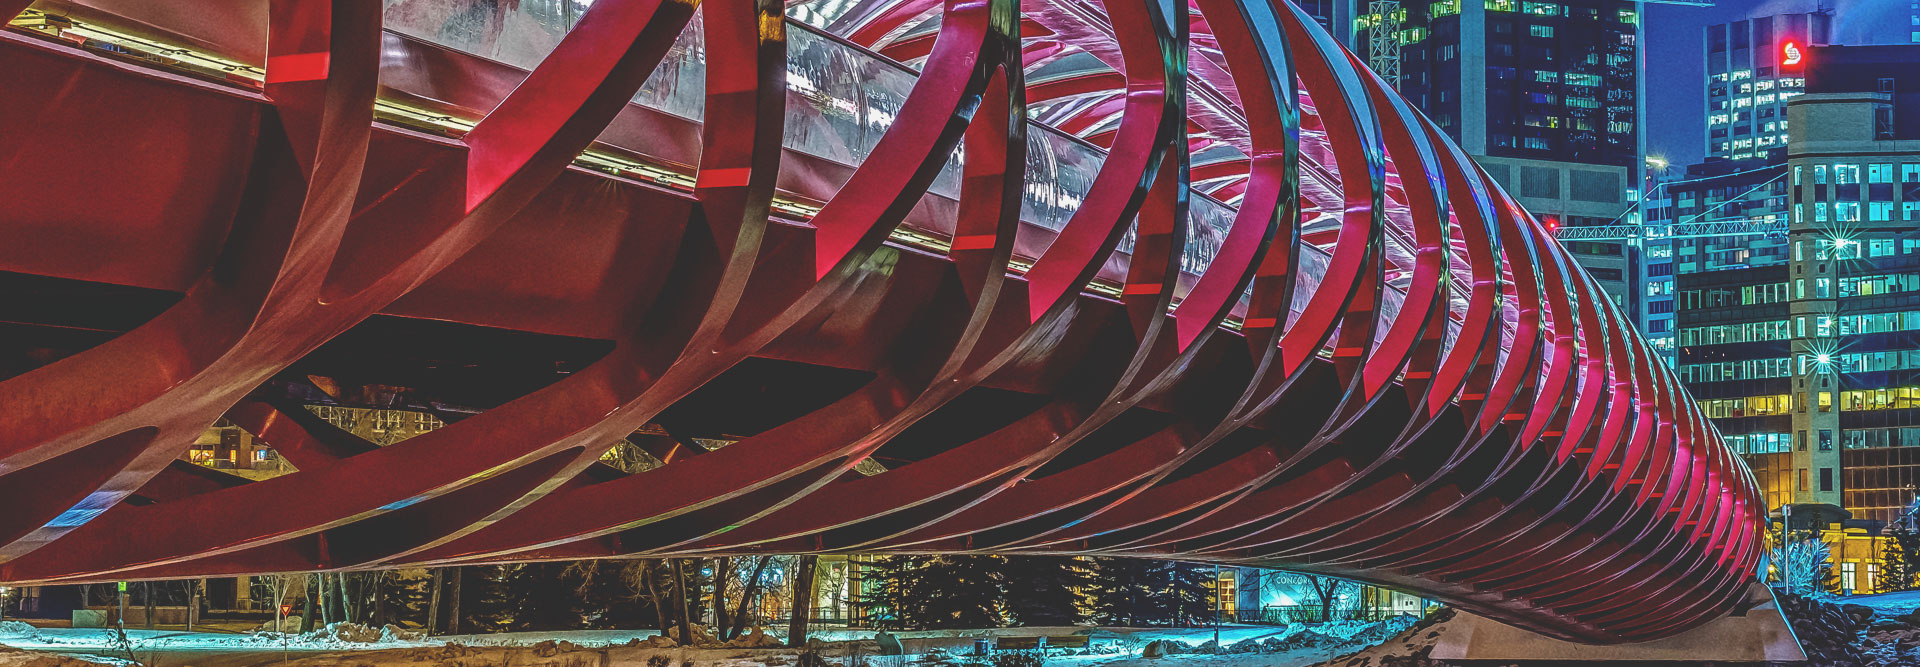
left=724, top=628, right=785, bottom=648
left=1776, top=592, right=1872, bottom=666
left=623, top=635, right=681, bottom=649
left=1306, top=607, right=1459, bottom=667
left=248, top=621, right=425, bottom=646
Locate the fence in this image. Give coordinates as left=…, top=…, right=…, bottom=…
left=1231, top=604, right=1425, bottom=625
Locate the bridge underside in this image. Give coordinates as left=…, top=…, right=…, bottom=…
left=0, top=0, right=1759, bottom=644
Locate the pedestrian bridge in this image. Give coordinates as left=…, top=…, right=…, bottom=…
left=0, top=0, right=1759, bottom=643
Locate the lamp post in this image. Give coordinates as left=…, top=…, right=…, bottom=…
left=1782, top=504, right=1793, bottom=593
left=1212, top=563, right=1221, bottom=649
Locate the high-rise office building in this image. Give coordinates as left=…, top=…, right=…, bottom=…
left=1392, top=0, right=1644, bottom=314
left=1637, top=170, right=1677, bottom=364
left=1912, top=1, right=1920, bottom=44
left=1296, top=0, right=1364, bottom=46
left=1675, top=45, right=1920, bottom=593
left=1703, top=12, right=1831, bottom=163
left=1668, top=159, right=1792, bottom=275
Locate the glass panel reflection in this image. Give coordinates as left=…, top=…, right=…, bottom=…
left=381, top=0, right=1395, bottom=324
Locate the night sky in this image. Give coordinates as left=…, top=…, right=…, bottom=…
left=1643, top=0, right=1911, bottom=170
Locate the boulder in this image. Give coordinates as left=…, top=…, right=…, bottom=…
left=873, top=630, right=904, bottom=655
left=379, top=624, right=423, bottom=642
left=727, top=628, right=785, bottom=649
left=306, top=622, right=383, bottom=643
left=628, top=635, right=679, bottom=648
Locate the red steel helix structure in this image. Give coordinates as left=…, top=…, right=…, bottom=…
left=0, top=0, right=1760, bottom=643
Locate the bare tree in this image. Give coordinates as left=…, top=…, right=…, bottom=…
left=1301, top=574, right=1358, bottom=622
left=446, top=568, right=463, bottom=635
left=426, top=569, right=445, bottom=636
left=669, top=558, right=694, bottom=644
left=787, top=555, right=819, bottom=648
left=728, top=556, right=775, bottom=640
left=638, top=561, right=670, bottom=633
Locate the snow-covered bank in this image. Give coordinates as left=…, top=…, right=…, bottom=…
left=1849, top=589, right=1920, bottom=614
left=0, top=616, right=1432, bottom=667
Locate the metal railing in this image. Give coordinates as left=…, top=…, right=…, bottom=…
left=1230, top=604, right=1426, bottom=625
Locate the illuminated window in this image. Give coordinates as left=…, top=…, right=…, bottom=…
left=1216, top=570, right=1237, bottom=615
left=1521, top=1, right=1561, bottom=15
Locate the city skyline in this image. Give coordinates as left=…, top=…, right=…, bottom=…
left=1647, top=0, right=1911, bottom=169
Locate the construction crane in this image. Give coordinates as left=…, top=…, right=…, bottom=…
left=1366, top=0, right=1402, bottom=85
left=1552, top=219, right=1785, bottom=242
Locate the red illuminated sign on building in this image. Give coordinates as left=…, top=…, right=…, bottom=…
left=1782, top=41, right=1805, bottom=70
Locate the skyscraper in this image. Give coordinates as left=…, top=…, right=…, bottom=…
left=1294, top=0, right=1364, bottom=45
left=1671, top=44, right=1920, bottom=593
left=1703, top=11, right=1832, bottom=163
left=1392, top=0, right=1645, bottom=313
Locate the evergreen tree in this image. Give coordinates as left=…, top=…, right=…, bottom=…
left=857, top=555, right=1008, bottom=630
left=506, top=562, right=588, bottom=631
left=1162, top=562, right=1215, bottom=627
left=1001, top=556, right=1091, bottom=626
left=1089, top=557, right=1158, bottom=626
left=1088, top=558, right=1224, bottom=627
left=857, top=555, right=923, bottom=630
left=457, top=565, right=516, bottom=633
left=912, top=555, right=1007, bottom=629
left=1881, top=528, right=1914, bottom=593
left=575, top=561, right=656, bottom=630
left=376, top=569, right=433, bottom=628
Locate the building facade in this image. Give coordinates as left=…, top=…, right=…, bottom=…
left=1388, top=0, right=1645, bottom=318
left=1784, top=45, right=1920, bottom=529
left=1703, top=12, right=1831, bottom=163
left=1674, top=45, right=1920, bottom=594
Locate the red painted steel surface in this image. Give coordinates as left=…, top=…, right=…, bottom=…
left=0, top=0, right=1761, bottom=643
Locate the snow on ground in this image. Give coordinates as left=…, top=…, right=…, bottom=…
left=1848, top=590, right=1920, bottom=614
left=0, top=617, right=1429, bottom=667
